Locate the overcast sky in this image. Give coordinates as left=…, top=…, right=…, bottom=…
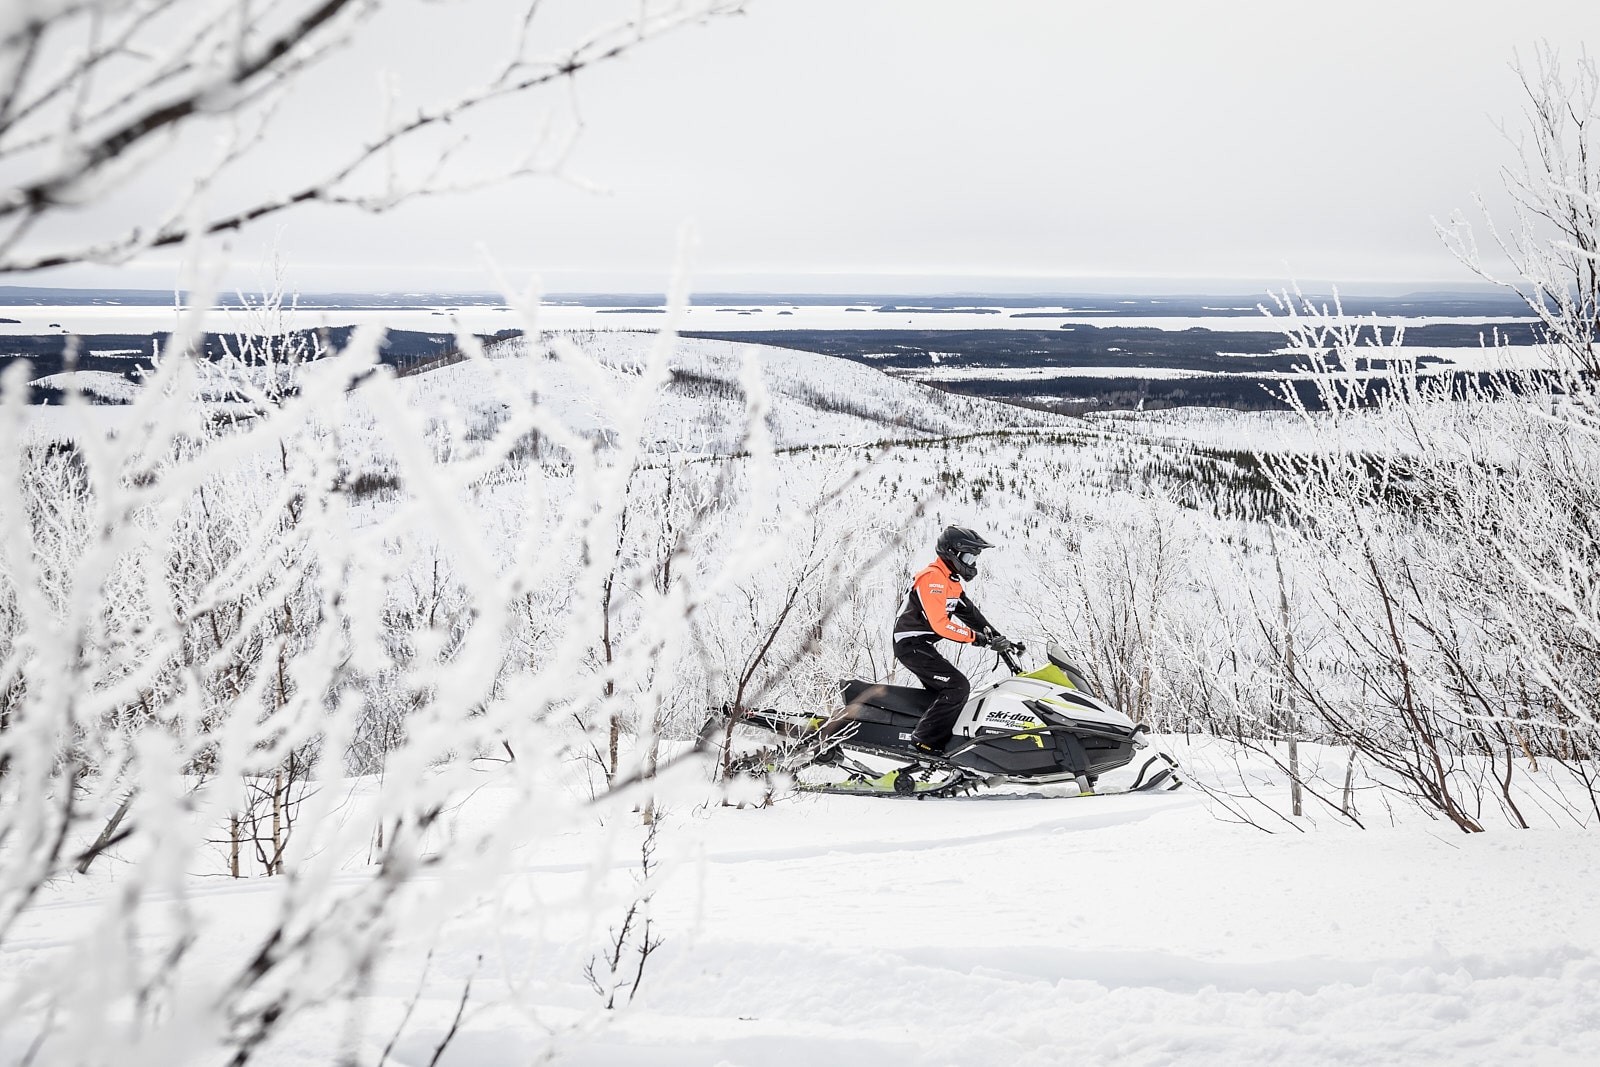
left=28, top=0, right=1600, bottom=295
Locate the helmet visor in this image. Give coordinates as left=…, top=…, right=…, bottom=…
left=959, top=551, right=979, bottom=566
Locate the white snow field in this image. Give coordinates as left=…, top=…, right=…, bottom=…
left=8, top=750, right=1596, bottom=1067
left=431, top=782, right=1600, bottom=1067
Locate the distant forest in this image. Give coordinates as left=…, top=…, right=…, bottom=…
left=682, top=326, right=1545, bottom=412
left=1, top=327, right=513, bottom=404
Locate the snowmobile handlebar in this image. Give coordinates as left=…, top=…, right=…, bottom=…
left=981, top=628, right=1025, bottom=674
left=962, top=595, right=1024, bottom=674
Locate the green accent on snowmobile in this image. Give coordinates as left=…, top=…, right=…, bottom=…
left=797, top=768, right=959, bottom=797
left=1020, top=663, right=1077, bottom=689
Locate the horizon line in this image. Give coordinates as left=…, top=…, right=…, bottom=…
left=0, top=281, right=1515, bottom=301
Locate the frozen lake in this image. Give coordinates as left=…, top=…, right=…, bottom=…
left=0, top=301, right=1537, bottom=337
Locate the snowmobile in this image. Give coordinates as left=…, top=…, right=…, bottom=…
left=718, top=636, right=1182, bottom=799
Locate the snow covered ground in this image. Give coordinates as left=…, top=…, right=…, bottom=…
left=9, top=744, right=1594, bottom=1066
left=1088, top=408, right=1319, bottom=452
left=557, top=784, right=1600, bottom=1067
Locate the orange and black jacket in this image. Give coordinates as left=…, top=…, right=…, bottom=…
left=894, top=557, right=991, bottom=644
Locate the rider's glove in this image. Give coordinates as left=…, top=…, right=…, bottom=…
left=971, top=631, right=990, bottom=648
left=989, top=634, right=1014, bottom=654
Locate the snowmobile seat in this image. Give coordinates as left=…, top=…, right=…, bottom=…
left=838, top=680, right=939, bottom=718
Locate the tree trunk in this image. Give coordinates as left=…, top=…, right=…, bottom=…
left=1342, top=749, right=1358, bottom=819
left=76, top=793, right=136, bottom=875
left=271, top=770, right=283, bottom=876
left=1270, top=529, right=1302, bottom=817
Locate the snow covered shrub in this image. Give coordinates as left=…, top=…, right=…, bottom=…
left=1011, top=498, right=1204, bottom=730
left=1254, top=298, right=1600, bottom=830
left=1227, top=48, right=1600, bottom=831
left=0, top=314, right=799, bottom=1061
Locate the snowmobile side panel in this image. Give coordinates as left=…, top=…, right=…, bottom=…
left=948, top=734, right=1062, bottom=777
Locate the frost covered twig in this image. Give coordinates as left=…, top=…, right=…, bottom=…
left=0, top=0, right=746, bottom=272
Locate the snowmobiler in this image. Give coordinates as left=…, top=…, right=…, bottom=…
left=711, top=526, right=1180, bottom=798
left=719, top=636, right=1182, bottom=799
left=893, top=525, right=1001, bottom=754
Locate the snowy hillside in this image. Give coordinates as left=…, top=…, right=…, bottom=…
left=398, top=332, right=1068, bottom=453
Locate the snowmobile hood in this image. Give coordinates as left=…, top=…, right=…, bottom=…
left=974, top=675, right=1135, bottom=731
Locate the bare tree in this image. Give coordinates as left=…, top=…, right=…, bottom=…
left=1025, top=502, right=1187, bottom=727
left=0, top=3, right=777, bottom=1061
left=0, top=0, right=742, bottom=274
left=583, top=821, right=665, bottom=1010
left=1441, top=43, right=1600, bottom=374
left=1254, top=285, right=1599, bottom=831
left=1268, top=526, right=1302, bottom=818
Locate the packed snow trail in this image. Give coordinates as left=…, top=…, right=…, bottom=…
left=537, top=791, right=1597, bottom=1067
left=5, top=766, right=1597, bottom=1065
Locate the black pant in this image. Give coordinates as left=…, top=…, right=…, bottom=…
left=894, top=638, right=970, bottom=749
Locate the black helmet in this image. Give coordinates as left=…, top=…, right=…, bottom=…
left=936, top=525, right=993, bottom=581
